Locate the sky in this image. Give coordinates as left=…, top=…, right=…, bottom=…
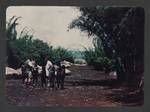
left=6, top=6, right=94, bottom=51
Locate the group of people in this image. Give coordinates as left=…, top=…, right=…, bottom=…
left=21, top=59, right=66, bottom=90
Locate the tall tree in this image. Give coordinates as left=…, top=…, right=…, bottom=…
left=6, top=16, right=22, bottom=68
left=69, top=7, right=144, bottom=84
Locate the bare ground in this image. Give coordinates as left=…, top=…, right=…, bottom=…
left=5, top=65, right=143, bottom=107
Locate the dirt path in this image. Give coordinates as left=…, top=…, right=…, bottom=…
left=5, top=65, right=143, bottom=107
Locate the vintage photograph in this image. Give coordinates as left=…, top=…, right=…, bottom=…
left=6, top=6, right=144, bottom=107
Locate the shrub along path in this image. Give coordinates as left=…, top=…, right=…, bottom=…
left=6, top=65, right=143, bottom=107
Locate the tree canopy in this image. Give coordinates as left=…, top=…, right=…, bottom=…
left=69, top=7, right=144, bottom=84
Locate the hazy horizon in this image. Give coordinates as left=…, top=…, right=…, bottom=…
left=6, top=6, right=94, bottom=51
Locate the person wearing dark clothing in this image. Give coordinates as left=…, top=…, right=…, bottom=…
left=50, top=66, right=55, bottom=89
left=60, top=65, right=66, bottom=89
left=21, top=64, right=26, bottom=84
left=40, top=65, right=47, bottom=88
left=32, top=64, right=39, bottom=86
left=56, top=66, right=61, bottom=89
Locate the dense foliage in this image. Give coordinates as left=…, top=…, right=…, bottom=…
left=6, top=16, right=74, bottom=68
left=69, top=7, right=144, bottom=84
left=84, top=38, right=114, bottom=72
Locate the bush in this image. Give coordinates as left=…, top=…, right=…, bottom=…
left=83, top=45, right=113, bottom=72
left=92, top=57, right=112, bottom=71
left=84, top=48, right=97, bottom=65
left=93, top=57, right=104, bottom=70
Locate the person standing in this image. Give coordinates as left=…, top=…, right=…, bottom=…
left=60, top=65, right=66, bottom=89
left=50, top=66, right=55, bottom=89
left=56, top=65, right=61, bottom=89
left=32, top=63, right=39, bottom=87
left=21, top=64, right=26, bottom=84
left=40, top=65, right=47, bottom=88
